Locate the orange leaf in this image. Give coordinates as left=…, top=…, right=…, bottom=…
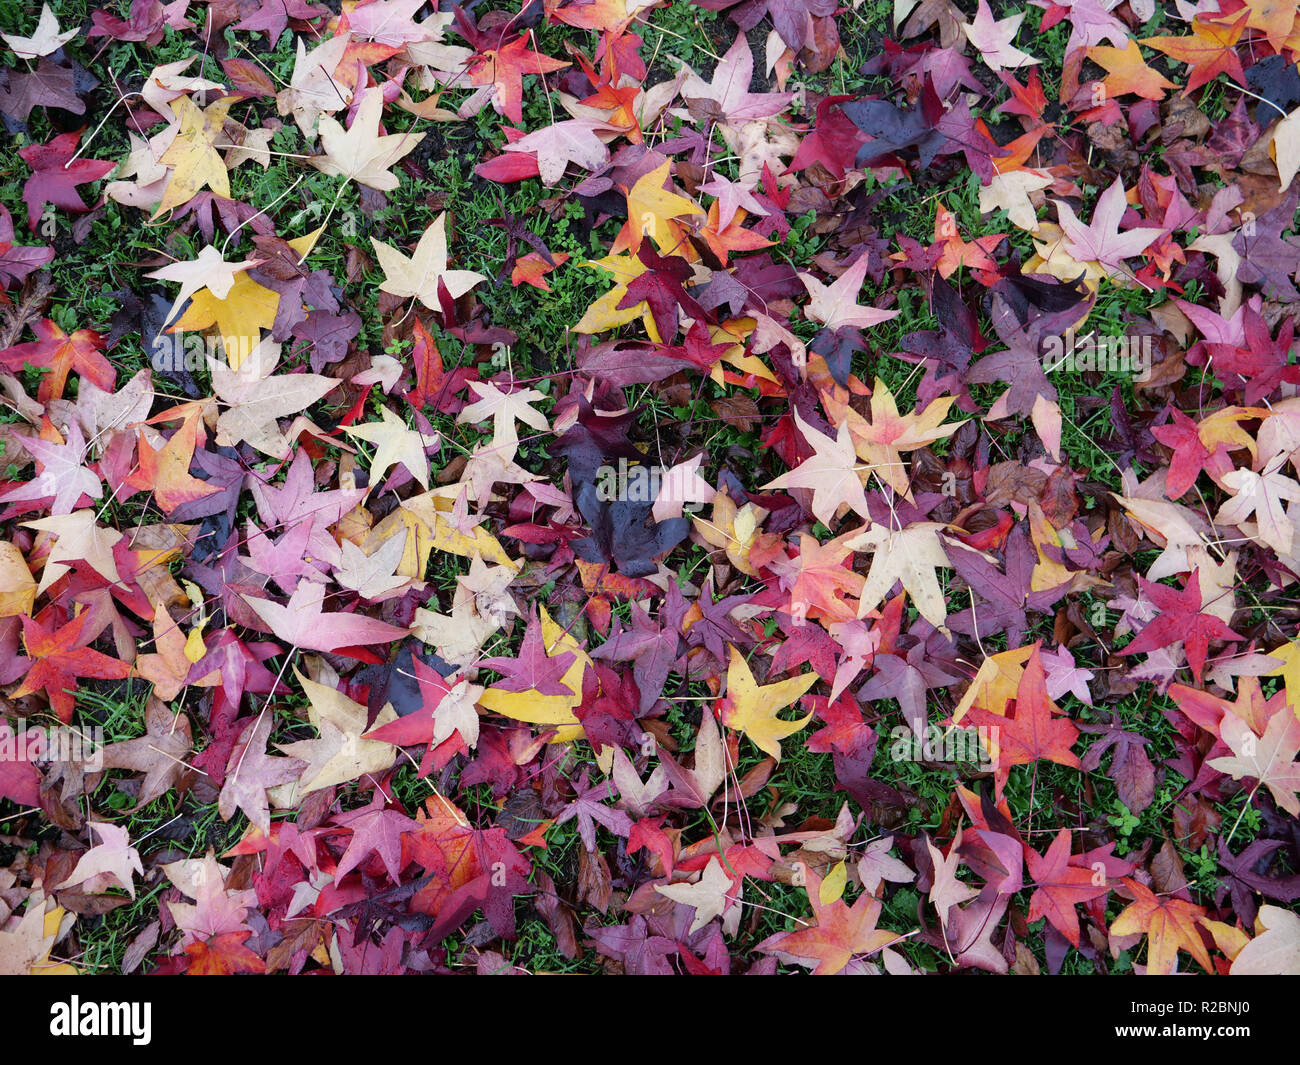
left=698, top=203, right=772, bottom=266
left=1086, top=39, right=1178, bottom=101
left=183, top=931, right=266, bottom=975
left=1141, top=13, right=1249, bottom=92
left=1205, top=0, right=1298, bottom=47
left=128, top=413, right=221, bottom=515
left=755, top=865, right=899, bottom=974
left=1110, top=878, right=1213, bottom=975
left=511, top=250, right=569, bottom=290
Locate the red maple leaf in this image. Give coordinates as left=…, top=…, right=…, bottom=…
left=806, top=690, right=875, bottom=756
left=0, top=317, right=115, bottom=403
left=965, top=645, right=1081, bottom=793
left=18, top=132, right=116, bottom=234
left=617, top=244, right=707, bottom=343
left=465, top=34, right=569, bottom=125
left=0, top=204, right=54, bottom=291
left=1213, top=307, right=1300, bottom=404
left=656, top=319, right=732, bottom=372
left=408, top=318, right=476, bottom=412
left=13, top=611, right=131, bottom=723
left=0, top=722, right=42, bottom=805
left=786, top=95, right=870, bottom=183
left=1025, top=827, right=1110, bottom=948
left=1150, top=409, right=1213, bottom=500
left=1117, top=570, right=1243, bottom=683
left=362, top=657, right=468, bottom=775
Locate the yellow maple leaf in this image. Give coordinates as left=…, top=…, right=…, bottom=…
left=573, top=249, right=660, bottom=340
left=709, top=317, right=780, bottom=386
left=1199, top=406, right=1265, bottom=469
left=1024, top=221, right=1103, bottom=295
left=692, top=488, right=775, bottom=576
left=398, top=491, right=515, bottom=569
left=0, top=540, right=36, bottom=617
left=1086, top=38, right=1178, bottom=101
left=155, top=95, right=238, bottom=217
left=1264, top=641, right=1300, bottom=719
left=1027, top=501, right=1107, bottom=595
left=612, top=160, right=703, bottom=257
left=952, top=644, right=1035, bottom=725
left=169, top=272, right=279, bottom=370
left=717, top=644, right=816, bottom=761
left=35, top=903, right=78, bottom=975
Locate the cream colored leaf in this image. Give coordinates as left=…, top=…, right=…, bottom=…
left=654, top=857, right=735, bottom=933
left=847, top=521, right=954, bottom=631
left=1273, top=107, right=1300, bottom=192
left=308, top=85, right=425, bottom=192
left=345, top=406, right=433, bottom=490
left=1231, top=905, right=1300, bottom=975
left=335, top=530, right=411, bottom=599
left=210, top=342, right=339, bottom=459
left=371, top=213, right=486, bottom=309
left=979, top=169, right=1051, bottom=233
left=763, top=409, right=871, bottom=527
left=2, top=4, right=78, bottom=59
left=277, top=669, right=400, bottom=796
